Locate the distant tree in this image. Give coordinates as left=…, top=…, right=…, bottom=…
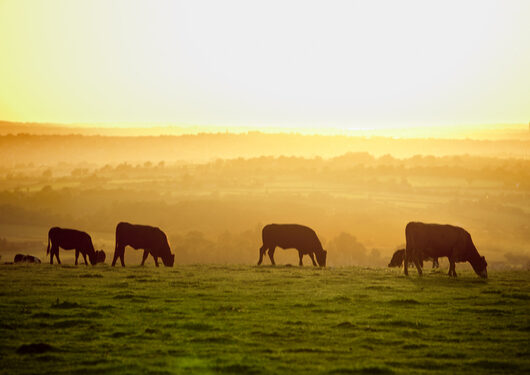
left=42, top=169, right=52, bottom=178
left=328, top=232, right=369, bottom=266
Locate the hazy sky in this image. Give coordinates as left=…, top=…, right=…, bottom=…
left=0, top=0, right=529, bottom=131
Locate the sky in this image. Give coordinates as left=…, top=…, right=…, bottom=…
left=0, top=0, right=529, bottom=133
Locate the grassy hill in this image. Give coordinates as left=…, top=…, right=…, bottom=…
left=1, top=264, right=528, bottom=374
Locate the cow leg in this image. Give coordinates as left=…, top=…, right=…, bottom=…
left=433, top=257, right=439, bottom=269
left=50, top=244, right=58, bottom=264
left=308, top=252, right=318, bottom=267
left=141, top=250, right=149, bottom=266
left=117, top=246, right=125, bottom=267
left=154, top=256, right=159, bottom=267
left=75, top=250, right=79, bottom=265
left=54, top=247, right=61, bottom=265
left=413, top=258, right=423, bottom=276
left=257, top=245, right=267, bottom=265
left=111, top=246, right=120, bottom=266
left=448, top=259, right=457, bottom=277
left=120, top=251, right=125, bottom=267
left=82, top=252, right=88, bottom=265
left=112, top=245, right=126, bottom=267
left=268, top=246, right=276, bottom=266
left=403, top=249, right=409, bottom=276
left=298, top=252, right=304, bottom=266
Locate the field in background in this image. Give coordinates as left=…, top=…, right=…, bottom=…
left=0, top=264, right=528, bottom=374
left=1, top=149, right=529, bottom=268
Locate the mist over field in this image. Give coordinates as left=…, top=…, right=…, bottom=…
left=1, top=123, right=529, bottom=270
left=2, top=0, right=530, bottom=372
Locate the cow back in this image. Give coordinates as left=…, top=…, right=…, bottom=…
left=49, top=227, right=93, bottom=250
left=406, top=222, right=474, bottom=260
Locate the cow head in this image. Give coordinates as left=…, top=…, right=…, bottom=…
left=91, top=250, right=106, bottom=265
left=162, top=253, right=175, bottom=267
left=316, top=249, right=327, bottom=267
left=388, top=249, right=405, bottom=267
left=471, top=255, right=487, bottom=278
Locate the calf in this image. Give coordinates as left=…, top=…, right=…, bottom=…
left=388, top=249, right=439, bottom=269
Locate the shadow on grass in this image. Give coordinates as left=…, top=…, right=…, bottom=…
left=214, top=363, right=263, bottom=375
left=51, top=299, right=81, bottom=309
left=17, top=343, right=56, bottom=354
left=378, top=319, right=429, bottom=329
left=328, top=365, right=395, bottom=374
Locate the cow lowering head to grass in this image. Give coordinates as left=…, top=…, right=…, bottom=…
left=112, top=222, right=175, bottom=267
left=388, top=248, right=439, bottom=269
left=258, top=224, right=327, bottom=267
left=404, top=222, right=487, bottom=278
left=46, top=227, right=106, bottom=265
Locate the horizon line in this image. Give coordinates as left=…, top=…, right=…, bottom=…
left=1, top=120, right=529, bottom=140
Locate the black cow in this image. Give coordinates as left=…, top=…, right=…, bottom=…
left=111, top=222, right=175, bottom=267
left=47, top=227, right=106, bottom=265
left=388, top=249, right=439, bottom=269
left=14, top=254, right=42, bottom=263
left=258, top=224, right=327, bottom=267
left=404, top=222, right=487, bottom=278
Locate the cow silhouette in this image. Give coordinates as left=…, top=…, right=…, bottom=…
left=258, top=224, right=327, bottom=267
left=404, top=222, right=487, bottom=278
left=46, top=227, right=106, bottom=265
left=111, top=222, right=175, bottom=267
left=14, top=254, right=41, bottom=263
left=388, top=248, right=439, bottom=269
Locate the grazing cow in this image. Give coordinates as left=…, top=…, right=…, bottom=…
left=404, top=222, right=487, bottom=278
left=112, top=222, right=175, bottom=267
left=14, top=254, right=42, bottom=263
left=388, top=249, right=439, bottom=269
left=258, top=224, right=327, bottom=267
left=46, top=227, right=106, bottom=265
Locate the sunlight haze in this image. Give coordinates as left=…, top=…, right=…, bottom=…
left=1, top=3, right=530, bottom=372
left=1, top=0, right=529, bottom=133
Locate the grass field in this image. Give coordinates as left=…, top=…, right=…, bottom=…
left=0, top=264, right=529, bottom=374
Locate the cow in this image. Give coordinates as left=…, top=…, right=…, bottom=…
left=46, top=227, right=106, bottom=265
left=404, top=222, right=487, bottom=278
left=14, top=254, right=42, bottom=263
left=111, top=222, right=174, bottom=267
left=258, top=224, right=327, bottom=267
left=388, top=248, right=439, bottom=269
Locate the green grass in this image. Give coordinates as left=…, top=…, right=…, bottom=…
left=0, top=264, right=529, bottom=374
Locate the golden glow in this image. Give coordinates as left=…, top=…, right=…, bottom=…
left=1, top=0, right=529, bottom=132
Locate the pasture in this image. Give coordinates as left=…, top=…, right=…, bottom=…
left=0, top=264, right=529, bottom=374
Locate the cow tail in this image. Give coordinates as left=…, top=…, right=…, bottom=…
left=46, top=232, right=51, bottom=255
left=115, top=230, right=119, bottom=255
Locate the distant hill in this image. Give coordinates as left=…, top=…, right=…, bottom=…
left=1, top=121, right=529, bottom=139
left=1, top=130, right=529, bottom=166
